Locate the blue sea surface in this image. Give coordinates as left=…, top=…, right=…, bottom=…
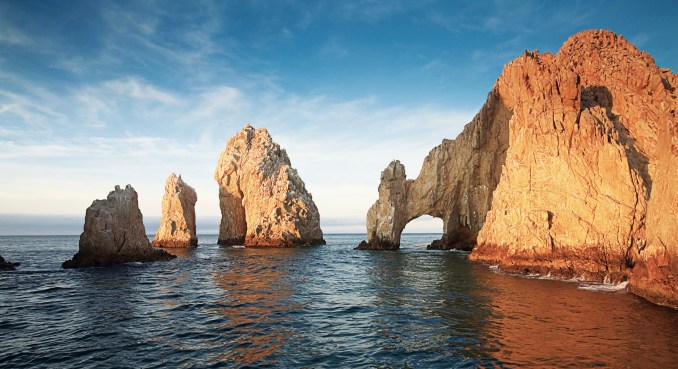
left=1, top=234, right=677, bottom=368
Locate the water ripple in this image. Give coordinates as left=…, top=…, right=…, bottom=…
left=0, top=234, right=676, bottom=368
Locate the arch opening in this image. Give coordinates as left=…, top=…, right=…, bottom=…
left=400, top=215, right=444, bottom=250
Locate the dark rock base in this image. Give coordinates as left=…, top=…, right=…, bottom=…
left=152, top=238, right=199, bottom=248
left=355, top=239, right=399, bottom=250
left=0, top=255, right=19, bottom=271
left=217, top=236, right=246, bottom=246
left=426, top=237, right=475, bottom=251
left=62, top=249, right=176, bottom=269
left=244, top=237, right=326, bottom=247
left=469, top=243, right=629, bottom=283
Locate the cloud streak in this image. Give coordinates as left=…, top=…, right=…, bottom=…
left=0, top=72, right=475, bottom=234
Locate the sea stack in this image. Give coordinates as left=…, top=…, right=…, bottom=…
left=214, top=124, right=325, bottom=247
left=151, top=173, right=198, bottom=248
left=0, top=255, right=19, bottom=271
left=62, top=185, right=175, bottom=268
left=359, top=30, right=677, bottom=308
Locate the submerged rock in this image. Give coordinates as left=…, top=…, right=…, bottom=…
left=0, top=255, right=19, bottom=271
left=360, top=30, right=678, bottom=308
left=151, top=173, right=198, bottom=248
left=214, top=124, right=325, bottom=247
left=62, top=185, right=175, bottom=268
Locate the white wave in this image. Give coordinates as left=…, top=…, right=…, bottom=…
left=578, top=280, right=629, bottom=292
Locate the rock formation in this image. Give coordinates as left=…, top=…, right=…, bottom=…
left=214, top=124, right=325, bottom=247
left=357, top=87, right=509, bottom=250
left=359, top=30, right=677, bottom=308
left=151, top=173, right=198, bottom=248
left=0, top=255, right=19, bottom=271
left=63, top=185, right=175, bottom=268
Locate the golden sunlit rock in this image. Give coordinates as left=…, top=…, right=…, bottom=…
left=152, top=173, right=198, bottom=248
left=360, top=30, right=677, bottom=308
left=214, top=124, right=325, bottom=247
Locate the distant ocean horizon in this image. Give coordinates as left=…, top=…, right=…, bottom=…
left=0, top=214, right=447, bottom=236
left=1, top=234, right=676, bottom=368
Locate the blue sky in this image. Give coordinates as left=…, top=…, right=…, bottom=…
left=1, top=0, right=676, bottom=235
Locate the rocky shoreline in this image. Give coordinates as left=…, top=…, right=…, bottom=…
left=358, top=30, right=677, bottom=309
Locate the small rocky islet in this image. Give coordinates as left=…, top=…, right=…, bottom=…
left=62, top=185, right=175, bottom=269
left=31, top=30, right=675, bottom=310
left=0, top=255, right=20, bottom=271
left=214, top=124, right=325, bottom=247
left=60, top=124, right=325, bottom=268
left=151, top=173, right=198, bottom=248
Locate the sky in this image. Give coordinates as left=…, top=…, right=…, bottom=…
left=1, top=0, right=677, bottom=235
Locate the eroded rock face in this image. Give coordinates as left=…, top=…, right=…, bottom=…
left=214, top=124, right=325, bottom=247
left=361, top=30, right=677, bottom=308
left=358, top=86, right=511, bottom=251
left=62, top=185, right=175, bottom=268
left=151, top=173, right=198, bottom=248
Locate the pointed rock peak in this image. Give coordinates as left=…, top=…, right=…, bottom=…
left=559, top=29, right=641, bottom=58
left=215, top=125, right=325, bottom=247
left=383, top=160, right=406, bottom=180
left=153, top=174, right=198, bottom=248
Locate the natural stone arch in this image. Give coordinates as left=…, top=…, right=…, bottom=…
left=397, top=214, right=445, bottom=249
left=357, top=90, right=511, bottom=251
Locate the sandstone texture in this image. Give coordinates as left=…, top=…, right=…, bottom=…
left=63, top=185, right=175, bottom=268
left=151, top=173, right=198, bottom=248
left=0, top=255, right=19, bottom=271
left=214, top=124, right=325, bottom=247
left=360, top=30, right=677, bottom=308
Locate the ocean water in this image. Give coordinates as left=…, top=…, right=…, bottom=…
left=1, top=234, right=676, bottom=368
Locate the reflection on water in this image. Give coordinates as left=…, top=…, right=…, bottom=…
left=473, top=267, right=678, bottom=368
left=363, top=249, right=502, bottom=367
left=0, top=234, right=676, bottom=368
left=211, top=248, right=302, bottom=366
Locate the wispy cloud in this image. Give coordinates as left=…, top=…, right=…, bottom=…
left=0, top=23, right=32, bottom=46
left=320, top=38, right=349, bottom=57
left=0, top=72, right=475, bottom=232
left=102, top=78, right=180, bottom=105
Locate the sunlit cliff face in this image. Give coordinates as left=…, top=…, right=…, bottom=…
left=361, top=29, right=677, bottom=308
left=215, top=125, right=325, bottom=247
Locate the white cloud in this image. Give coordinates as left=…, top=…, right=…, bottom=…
left=0, top=75, right=476, bottom=233
left=102, top=78, right=180, bottom=105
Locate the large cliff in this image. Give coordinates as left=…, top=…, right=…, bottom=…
left=214, top=124, right=325, bottom=247
left=360, top=30, right=677, bottom=308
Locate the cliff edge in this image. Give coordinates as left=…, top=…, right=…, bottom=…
left=360, top=30, right=677, bottom=308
